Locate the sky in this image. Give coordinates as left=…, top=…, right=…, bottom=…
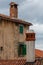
left=0, top=0, right=43, bottom=50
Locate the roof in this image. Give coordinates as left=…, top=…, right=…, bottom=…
left=35, top=49, right=43, bottom=58
left=0, top=14, right=32, bottom=26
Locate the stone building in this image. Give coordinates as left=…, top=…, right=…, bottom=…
left=0, top=2, right=36, bottom=65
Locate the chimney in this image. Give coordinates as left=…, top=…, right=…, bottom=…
left=10, top=2, right=18, bottom=18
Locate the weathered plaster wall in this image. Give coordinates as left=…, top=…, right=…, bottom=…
left=26, top=41, right=35, bottom=62
left=0, top=20, right=29, bottom=60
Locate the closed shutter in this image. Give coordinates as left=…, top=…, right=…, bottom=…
left=19, top=25, right=23, bottom=33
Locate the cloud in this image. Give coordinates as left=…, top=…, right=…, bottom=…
left=30, top=24, right=43, bottom=40
left=0, top=0, right=24, bottom=9
left=0, top=0, right=24, bottom=15
left=30, top=24, right=43, bottom=50
left=35, top=43, right=43, bottom=50
left=30, top=24, right=43, bottom=33
left=18, top=0, right=43, bottom=24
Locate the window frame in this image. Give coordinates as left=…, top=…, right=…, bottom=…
left=18, top=42, right=26, bottom=57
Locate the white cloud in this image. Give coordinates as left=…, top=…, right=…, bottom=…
left=0, top=9, right=9, bottom=15
left=35, top=43, right=43, bottom=50
left=30, top=24, right=43, bottom=33
left=30, top=24, right=43, bottom=50
left=18, top=0, right=43, bottom=24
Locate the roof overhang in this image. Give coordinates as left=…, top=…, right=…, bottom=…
left=0, top=14, right=32, bottom=26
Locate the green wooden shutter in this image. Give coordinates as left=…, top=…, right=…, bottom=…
left=22, top=44, right=26, bottom=55
left=19, top=25, right=23, bottom=33
left=24, top=45, right=26, bottom=55
left=18, top=44, right=26, bottom=56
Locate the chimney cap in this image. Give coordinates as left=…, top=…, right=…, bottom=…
left=10, top=2, right=18, bottom=6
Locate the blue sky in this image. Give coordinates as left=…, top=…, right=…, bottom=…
left=0, top=0, right=43, bottom=50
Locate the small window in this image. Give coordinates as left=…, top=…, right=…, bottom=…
left=0, top=47, right=3, bottom=51
left=18, top=43, right=26, bottom=57
left=19, top=25, right=23, bottom=34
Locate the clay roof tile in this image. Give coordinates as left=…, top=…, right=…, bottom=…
left=35, top=49, right=43, bottom=58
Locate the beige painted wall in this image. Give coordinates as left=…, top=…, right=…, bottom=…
left=0, top=20, right=29, bottom=60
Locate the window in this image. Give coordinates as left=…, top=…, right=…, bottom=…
left=18, top=43, right=26, bottom=57
left=0, top=47, right=3, bottom=51
left=19, top=25, right=23, bottom=34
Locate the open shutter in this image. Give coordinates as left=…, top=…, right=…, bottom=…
left=22, top=44, right=26, bottom=55
left=18, top=43, right=26, bottom=56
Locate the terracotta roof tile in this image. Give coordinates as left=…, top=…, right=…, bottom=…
left=35, top=49, right=43, bottom=58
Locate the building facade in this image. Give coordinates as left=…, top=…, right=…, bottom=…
left=0, top=2, right=36, bottom=65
